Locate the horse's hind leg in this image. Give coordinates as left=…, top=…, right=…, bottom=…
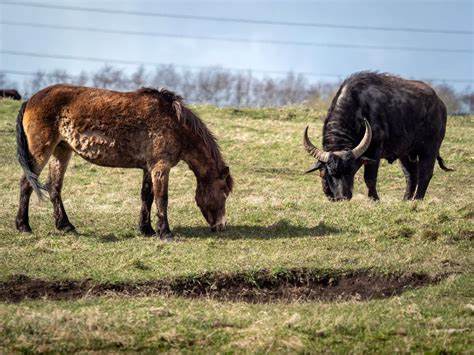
left=16, top=150, right=54, bottom=233
left=46, top=142, right=75, bottom=232
left=15, top=176, right=33, bottom=232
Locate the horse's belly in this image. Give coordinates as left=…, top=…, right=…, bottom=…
left=63, top=129, right=144, bottom=168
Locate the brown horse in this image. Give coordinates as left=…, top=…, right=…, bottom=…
left=15, top=85, right=233, bottom=238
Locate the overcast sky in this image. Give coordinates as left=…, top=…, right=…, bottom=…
left=1, top=0, right=473, bottom=90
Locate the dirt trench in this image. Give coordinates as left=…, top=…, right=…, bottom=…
left=0, top=269, right=443, bottom=303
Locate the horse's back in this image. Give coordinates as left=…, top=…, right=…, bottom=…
left=24, top=85, right=171, bottom=169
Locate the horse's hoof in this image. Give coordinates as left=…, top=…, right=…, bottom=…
left=159, top=231, right=173, bottom=241
left=16, top=224, right=32, bottom=233
left=58, top=224, right=76, bottom=233
left=139, top=225, right=156, bottom=236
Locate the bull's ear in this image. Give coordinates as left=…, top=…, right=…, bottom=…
left=220, top=166, right=230, bottom=178
left=305, top=161, right=323, bottom=174
left=360, top=156, right=377, bottom=165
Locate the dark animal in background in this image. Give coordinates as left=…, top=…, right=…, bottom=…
left=1, top=89, right=21, bottom=100
left=303, top=71, right=452, bottom=201
left=15, top=85, right=233, bottom=237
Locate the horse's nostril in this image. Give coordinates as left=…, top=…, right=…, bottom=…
left=211, top=223, right=226, bottom=232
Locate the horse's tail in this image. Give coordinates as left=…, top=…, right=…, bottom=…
left=437, top=155, right=454, bottom=172
left=16, top=101, right=46, bottom=200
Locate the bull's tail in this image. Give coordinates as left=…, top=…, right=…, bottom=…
left=437, top=155, right=454, bottom=172
left=16, top=101, right=47, bottom=200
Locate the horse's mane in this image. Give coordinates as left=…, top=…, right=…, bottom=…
left=179, top=103, right=224, bottom=167
left=138, top=87, right=225, bottom=170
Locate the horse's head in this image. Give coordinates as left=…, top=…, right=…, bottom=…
left=195, top=166, right=233, bottom=231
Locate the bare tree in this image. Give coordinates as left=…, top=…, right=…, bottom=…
left=130, top=65, right=147, bottom=89
left=434, top=84, right=461, bottom=113
left=233, top=70, right=252, bottom=107
left=46, top=69, right=72, bottom=86
left=0, top=73, right=17, bottom=89
left=151, top=65, right=182, bottom=92
left=460, top=91, right=474, bottom=113
left=25, top=71, right=47, bottom=96
left=73, top=71, right=89, bottom=86
left=92, top=65, right=128, bottom=90
left=2, top=67, right=471, bottom=111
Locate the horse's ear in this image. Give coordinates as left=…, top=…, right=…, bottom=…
left=220, top=166, right=230, bottom=179
left=220, top=166, right=233, bottom=192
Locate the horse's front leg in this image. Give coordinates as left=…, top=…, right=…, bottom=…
left=151, top=163, right=172, bottom=239
left=139, top=170, right=155, bottom=236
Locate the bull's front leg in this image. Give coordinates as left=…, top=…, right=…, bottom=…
left=139, top=170, right=155, bottom=236
left=363, top=160, right=380, bottom=200
left=151, top=163, right=172, bottom=239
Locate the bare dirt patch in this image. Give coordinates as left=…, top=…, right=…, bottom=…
left=0, top=269, right=444, bottom=303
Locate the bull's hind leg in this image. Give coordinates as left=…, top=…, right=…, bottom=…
left=46, top=142, right=75, bottom=232
left=399, top=156, right=419, bottom=200
left=139, top=170, right=155, bottom=236
left=413, top=152, right=437, bottom=200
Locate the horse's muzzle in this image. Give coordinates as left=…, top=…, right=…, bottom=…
left=211, top=216, right=227, bottom=232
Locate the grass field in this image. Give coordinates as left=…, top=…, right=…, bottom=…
left=0, top=99, right=472, bottom=352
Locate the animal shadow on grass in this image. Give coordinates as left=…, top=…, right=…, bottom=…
left=253, top=167, right=299, bottom=176
left=174, top=219, right=342, bottom=240
left=72, top=221, right=341, bottom=242
left=72, top=231, right=137, bottom=243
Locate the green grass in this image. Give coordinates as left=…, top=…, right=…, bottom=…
left=0, top=99, right=473, bottom=352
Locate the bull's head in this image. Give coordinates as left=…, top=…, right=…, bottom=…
left=303, top=119, right=373, bottom=201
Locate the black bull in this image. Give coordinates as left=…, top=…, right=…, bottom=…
left=0, top=89, right=22, bottom=100
left=303, top=72, right=452, bottom=201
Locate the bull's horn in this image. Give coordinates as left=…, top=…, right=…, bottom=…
left=305, top=161, right=322, bottom=174
left=352, top=119, right=372, bottom=159
left=303, top=126, right=330, bottom=163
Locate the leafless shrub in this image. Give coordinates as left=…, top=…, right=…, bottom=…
left=10, top=66, right=472, bottom=112
left=433, top=84, right=462, bottom=113
left=0, top=73, right=17, bottom=89
left=92, top=65, right=129, bottom=90
left=460, top=92, right=474, bottom=113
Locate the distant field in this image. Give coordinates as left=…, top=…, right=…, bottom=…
left=0, top=99, right=472, bottom=352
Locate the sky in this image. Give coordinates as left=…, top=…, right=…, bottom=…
left=1, top=0, right=473, bottom=91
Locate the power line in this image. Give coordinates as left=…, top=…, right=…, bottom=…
left=1, top=51, right=473, bottom=84
left=0, top=50, right=343, bottom=78
left=2, top=1, right=472, bottom=35
left=0, top=69, right=81, bottom=78
left=2, top=21, right=472, bottom=54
